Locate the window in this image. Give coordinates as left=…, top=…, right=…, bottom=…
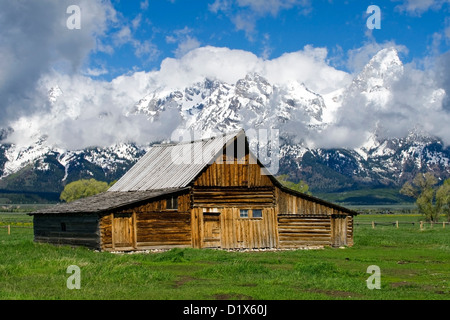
left=61, top=222, right=66, bottom=232
left=166, top=196, right=178, bottom=210
left=239, top=209, right=263, bottom=219
left=252, top=209, right=262, bottom=218
left=239, top=209, right=248, bottom=218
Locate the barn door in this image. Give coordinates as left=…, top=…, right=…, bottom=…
left=202, top=212, right=221, bottom=248
left=112, top=213, right=135, bottom=250
left=331, top=215, right=347, bottom=247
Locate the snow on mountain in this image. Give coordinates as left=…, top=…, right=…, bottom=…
left=2, top=136, right=53, bottom=177
left=322, top=87, right=345, bottom=123
left=129, top=72, right=327, bottom=140
left=0, top=139, right=146, bottom=191
left=346, top=47, right=404, bottom=108
left=0, top=47, right=449, bottom=194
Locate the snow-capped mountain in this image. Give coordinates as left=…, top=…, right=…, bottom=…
left=0, top=141, right=146, bottom=195
left=0, top=47, right=449, bottom=199
left=348, top=47, right=404, bottom=107
left=279, top=130, right=450, bottom=192
left=131, top=72, right=326, bottom=137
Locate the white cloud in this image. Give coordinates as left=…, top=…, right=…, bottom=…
left=209, top=0, right=311, bottom=38
left=394, top=0, right=450, bottom=15
left=345, top=41, right=409, bottom=74
left=232, top=13, right=256, bottom=36
left=262, top=46, right=352, bottom=94
left=313, top=45, right=450, bottom=148
left=7, top=70, right=180, bottom=149
left=236, top=0, right=310, bottom=16
left=3, top=45, right=350, bottom=149
left=0, top=0, right=117, bottom=127
left=113, top=26, right=133, bottom=46
left=134, top=40, right=160, bottom=61
left=166, top=27, right=201, bottom=58
left=174, top=37, right=201, bottom=58
left=83, top=68, right=109, bottom=77
left=154, top=45, right=349, bottom=94
left=260, top=33, right=272, bottom=60
left=140, top=0, right=149, bottom=10
left=112, top=23, right=160, bottom=62
left=157, top=46, right=262, bottom=89
left=2, top=38, right=449, bottom=150
left=209, top=0, right=232, bottom=14
left=131, top=14, right=142, bottom=30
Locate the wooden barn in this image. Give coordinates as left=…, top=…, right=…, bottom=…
left=30, top=130, right=357, bottom=251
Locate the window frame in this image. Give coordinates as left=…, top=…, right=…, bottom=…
left=252, top=209, right=263, bottom=219
left=239, top=209, right=263, bottom=219
left=166, top=196, right=178, bottom=211
left=239, top=209, right=249, bottom=218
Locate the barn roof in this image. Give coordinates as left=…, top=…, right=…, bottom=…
left=30, top=188, right=189, bottom=215
left=108, top=130, right=244, bottom=192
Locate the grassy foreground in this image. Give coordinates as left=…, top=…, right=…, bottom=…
left=0, top=213, right=449, bottom=300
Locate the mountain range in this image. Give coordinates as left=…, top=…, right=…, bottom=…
left=1, top=48, right=449, bottom=204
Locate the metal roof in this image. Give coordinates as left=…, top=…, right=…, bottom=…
left=108, top=130, right=244, bottom=192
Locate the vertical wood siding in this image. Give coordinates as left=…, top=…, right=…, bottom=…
left=194, top=154, right=274, bottom=188
left=347, top=215, right=354, bottom=247
left=191, top=207, right=278, bottom=249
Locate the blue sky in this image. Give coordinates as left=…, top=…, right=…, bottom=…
left=90, top=0, right=450, bottom=80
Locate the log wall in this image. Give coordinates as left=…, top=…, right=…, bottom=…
left=33, top=214, right=101, bottom=249
left=191, top=186, right=275, bottom=208
left=100, top=193, right=192, bottom=251
left=278, top=215, right=331, bottom=248
left=276, top=188, right=355, bottom=247
left=135, top=212, right=191, bottom=249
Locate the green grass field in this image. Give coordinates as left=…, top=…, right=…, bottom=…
left=0, top=212, right=449, bottom=300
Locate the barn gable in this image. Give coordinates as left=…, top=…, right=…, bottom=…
left=109, top=130, right=244, bottom=192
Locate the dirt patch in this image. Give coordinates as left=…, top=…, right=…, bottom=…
left=172, top=276, right=198, bottom=288
left=435, top=290, right=447, bottom=295
left=390, top=281, right=415, bottom=288
left=213, top=293, right=254, bottom=300
left=306, top=288, right=363, bottom=299
left=397, top=260, right=421, bottom=264
left=239, top=283, right=258, bottom=287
